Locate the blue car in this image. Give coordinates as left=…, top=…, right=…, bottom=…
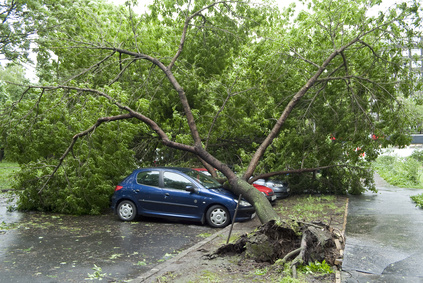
left=111, top=167, right=256, bottom=228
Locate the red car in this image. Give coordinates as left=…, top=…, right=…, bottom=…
left=192, top=168, right=276, bottom=202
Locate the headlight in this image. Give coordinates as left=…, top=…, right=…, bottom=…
left=235, top=199, right=252, bottom=207
left=262, top=192, right=267, bottom=196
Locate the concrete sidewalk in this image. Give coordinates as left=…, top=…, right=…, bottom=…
left=341, top=174, right=423, bottom=282
left=134, top=216, right=262, bottom=282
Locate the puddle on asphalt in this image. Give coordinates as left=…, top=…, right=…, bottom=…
left=0, top=192, right=214, bottom=282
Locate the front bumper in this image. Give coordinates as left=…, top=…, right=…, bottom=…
left=273, top=187, right=290, bottom=199
left=274, top=192, right=290, bottom=199
left=267, top=195, right=277, bottom=202
left=233, top=206, right=256, bottom=222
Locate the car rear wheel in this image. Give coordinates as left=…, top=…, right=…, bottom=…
left=206, top=205, right=230, bottom=228
left=117, top=200, right=137, bottom=221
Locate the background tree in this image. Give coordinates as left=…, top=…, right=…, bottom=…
left=1, top=0, right=421, bottom=223
left=0, top=64, right=30, bottom=102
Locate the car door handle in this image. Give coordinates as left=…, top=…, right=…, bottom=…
left=165, top=193, right=170, bottom=196
left=135, top=189, right=140, bottom=192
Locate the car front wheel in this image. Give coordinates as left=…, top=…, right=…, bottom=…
left=206, top=205, right=230, bottom=228
left=117, top=200, right=137, bottom=221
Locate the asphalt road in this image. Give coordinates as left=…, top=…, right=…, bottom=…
left=341, top=174, right=423, bottom=282
left=0, top=195, right=216, bottom=283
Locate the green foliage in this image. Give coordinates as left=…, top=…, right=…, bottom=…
left=1, top=0, right=75, bottom=63
left=0, top=65, right=32, bottom=102
left=411, top=193, right=423, bottom=208
left=0, top=161, right=19, bottom=190
left=3, top=86, right=139, bottom=214
left=410, top=149, right=423, bottom=162
left=1, top=0, right=42, bottom=61
left=374, top=151, right=423, bottom=206
left=298, top=260, right=334, bottom=275
left=373, top=151, right=423, bottom=188
left=1, top=0, right=422, bottom=215
left=286, top=164, right=376, bottom=195
left=85, top=264, right=107, bottom=281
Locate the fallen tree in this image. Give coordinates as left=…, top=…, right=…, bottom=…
left=1, top=0, right=420, bottom=224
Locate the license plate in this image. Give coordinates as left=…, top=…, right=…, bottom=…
left=271, top=195, right=277, bottom=201
left=251, top=213, right=256, bottom=219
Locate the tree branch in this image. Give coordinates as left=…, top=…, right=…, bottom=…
left=249, top=164, right=359, bottom=183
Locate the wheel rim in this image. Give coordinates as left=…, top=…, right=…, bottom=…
left=209, top=208, right=227, bottom=226
left=119, top=203, right=134, bottom=220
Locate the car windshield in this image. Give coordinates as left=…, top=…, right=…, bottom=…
left=185, top=170, right=222, bottom=189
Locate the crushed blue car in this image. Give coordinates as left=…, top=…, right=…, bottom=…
left=111, top=167, right=255, bottom=228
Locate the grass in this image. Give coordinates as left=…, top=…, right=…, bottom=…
left=373, top=150, right=423, bottom=189
left=372, top=151, right=423, bottom=209
left=275, top=195, right=346, bottom=228
left=411, top=194, right=423, bottom=208
left=0, top=161, right=19, bottom=190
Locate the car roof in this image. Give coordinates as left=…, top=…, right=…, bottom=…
left=133, top=167, right=194, bottom=173
left=192, top=168, right=207, bottom=171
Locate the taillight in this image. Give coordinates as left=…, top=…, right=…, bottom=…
left=115, top=185, right=123, bottom=191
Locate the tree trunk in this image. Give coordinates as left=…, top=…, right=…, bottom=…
left=230, top=178, right=279, bottom=224
left=194, top=147, right=280, bottom=224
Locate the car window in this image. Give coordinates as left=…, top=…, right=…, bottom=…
left=137, top=171, right=160, bottom=187
left=185, top=170, right=221, bottom=189
left=163, top=172, right=193, bottom=190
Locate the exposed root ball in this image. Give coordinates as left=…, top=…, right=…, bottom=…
left=214, top=220, right=343, bottom=266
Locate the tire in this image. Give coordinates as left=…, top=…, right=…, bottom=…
left=206, top=205, right=230, bottom=228
left=117, top=200, right=137, bottom=221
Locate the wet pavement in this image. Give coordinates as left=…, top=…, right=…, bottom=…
left=0, top=193, right=215, bottom=283
left=341, top=174, right=423, bottom=282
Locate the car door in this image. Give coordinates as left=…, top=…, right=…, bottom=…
left=134, top=170, right=164, bottom=213
left=161, top=171, right=204, bottom=219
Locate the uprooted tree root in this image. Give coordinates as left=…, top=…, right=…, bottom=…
left=211, top=220, right=344, bottom=278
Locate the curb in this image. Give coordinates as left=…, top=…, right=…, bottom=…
left=337, top=197, right=349, bottom=283
left=133, top=222, right=239, bottom=282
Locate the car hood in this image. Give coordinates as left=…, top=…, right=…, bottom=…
left=209, top=187, right=236, bottom=198
left=253, top=183, right=272, bottom=193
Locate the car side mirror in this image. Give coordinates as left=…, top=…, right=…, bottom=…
left=185, top=185, right=197, bottom=193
